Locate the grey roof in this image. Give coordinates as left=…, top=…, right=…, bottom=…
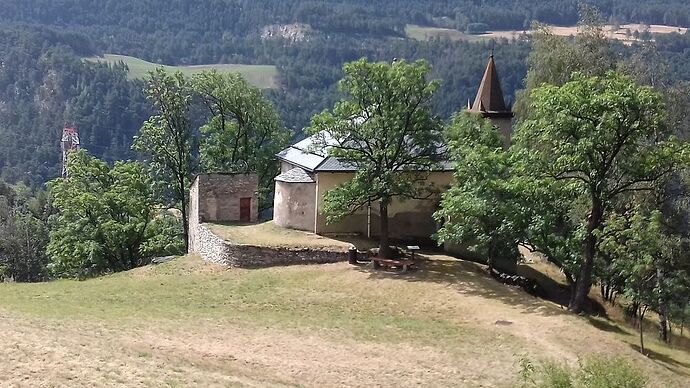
left=315, top=156, right=357, bottom=172
left=276, top=131, right=453, bottom=173
left=275, top=167, right=315, bottom=183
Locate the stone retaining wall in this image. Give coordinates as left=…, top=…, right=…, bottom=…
left=193, top=224, right=348, bottom=267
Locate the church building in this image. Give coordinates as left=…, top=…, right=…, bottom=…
left=272, top=55, right=513, bottom=240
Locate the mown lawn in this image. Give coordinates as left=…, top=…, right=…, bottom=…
left=0, top=254, right=688, bottom=387
left=84, top=54, right=278, bottom=89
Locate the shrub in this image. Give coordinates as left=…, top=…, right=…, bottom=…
left=518, top=356, right=646, bottom=388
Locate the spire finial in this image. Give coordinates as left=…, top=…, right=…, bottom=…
left=490, top=40, right=495, bottom=58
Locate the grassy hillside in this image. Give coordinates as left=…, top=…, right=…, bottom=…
left=0, top=254, right=688, bottom=386
left=85, top=54, right=278, bottom=89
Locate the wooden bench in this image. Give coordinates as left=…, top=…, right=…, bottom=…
left=371, top=257, right=416, bottom=273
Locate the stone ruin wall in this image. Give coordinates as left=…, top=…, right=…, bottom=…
left=192, top=223, right=348, bottom=267
left=189, top=173, right=347, bottom=267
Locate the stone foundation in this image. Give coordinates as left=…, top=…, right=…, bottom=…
left=193, top=224, right=348, bottom=267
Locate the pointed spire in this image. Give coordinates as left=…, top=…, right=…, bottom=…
left=471, top=55, right=509, bottom=114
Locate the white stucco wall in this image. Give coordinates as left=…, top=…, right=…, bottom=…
left=314, top=171, right=454, bottom=239
left=273, top=180, right=317, bottom=231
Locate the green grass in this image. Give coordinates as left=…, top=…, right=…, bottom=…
left=1, top=255, right=689, bottom=386
left=85, top=54, right=278, bottom=89
left=0, top=255, right=476, bottom=346
left=405, top=24, right=481, bottom=42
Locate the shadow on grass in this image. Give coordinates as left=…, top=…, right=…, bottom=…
left=354, top=252, right=569, bottom=317
left=629, top=344, right=690, bottom=376
left=585, top=316, right=628, bottom=335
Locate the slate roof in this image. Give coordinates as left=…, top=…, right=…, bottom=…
left=275, top=167, right=316, bottom=183
left=276, top=132, right=359, bottom=172
left=469, top=55, right=513, bottom=117
left=276, top=132, right=453, bottom=173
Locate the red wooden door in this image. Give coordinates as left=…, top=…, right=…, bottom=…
left=240, top=198, right=251, bottom=222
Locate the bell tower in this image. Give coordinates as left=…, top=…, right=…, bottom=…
left=468, top=55, right=514, bottom=147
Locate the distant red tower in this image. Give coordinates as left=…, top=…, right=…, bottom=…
left=61, top=124, right=80, bottom=178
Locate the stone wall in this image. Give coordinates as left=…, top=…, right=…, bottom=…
left=188, top=173, right=259, bottom=253
left=192, top=223, right=348, bottom=267
left=194, top=173, right=259, bottom=223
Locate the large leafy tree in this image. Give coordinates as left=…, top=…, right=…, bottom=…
left=435, top=113, right=523, bottom=271
left=133, top=69, right=195, bottom=250
left=515, top=72, right=688, bottom=313
left=599, top=210, right=690, bottom=353
left=193, top=71, right=290, bottom=209
left=514, top=5, right=615, bottom=118
left=47, top=150, right=182, bottom=278
left=309, top=58, right=442, bottom=259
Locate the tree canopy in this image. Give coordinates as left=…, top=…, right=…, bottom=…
left=514, top=71, right=689, bottom=313
left=47, top=150, right=182, bottom=278
left=309, top=58, right=442, bottom=258
left=133, top=69, right=195, bottom=251
left=193, top=71, right=290, bottom=208
left=435, top=113, right=522, bottom=272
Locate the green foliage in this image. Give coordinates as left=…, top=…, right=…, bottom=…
left=519, top=356, right=647, bottom=388
left=309, top=58, right=442, bottom=218
left=0, top=26, right=149, bottom=187
left=514, top=72, right=688, bottom=312
left=515, top=8, right=616, bottom=118
left=0, top=182, right=50, bottom=281
left=46, top=150, right=182, bottom=278
left=598, top=208, right=690, bottom=350
left=193, top=70, right=290, bottom=209
left=133, top=68, right=195, bottom=249
left=434, top=113, right=522, bottom=270
left=308, top=58, right=442, bottom=257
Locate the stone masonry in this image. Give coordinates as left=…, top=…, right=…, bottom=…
left=189, top=173, right=348, bottom=267
left=189, top=173, right=258, bottom=252
left=193, top=224, right=347, bottom=267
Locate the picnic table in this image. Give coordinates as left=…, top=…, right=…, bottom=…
left=371, top=246, right=420, bottom=273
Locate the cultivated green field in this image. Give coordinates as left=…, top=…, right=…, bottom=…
left=405, top=24, right=481, bottom=42
left=0, top=254, right=688, bottom=386
left=85, top=54, right=278, bottom=89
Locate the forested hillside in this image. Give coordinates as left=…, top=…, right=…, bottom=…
left=0, top=27, right=149, bottom=185
left=2, top=0, right=690, bottom=186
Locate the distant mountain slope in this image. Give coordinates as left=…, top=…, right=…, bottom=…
left=2, top=1, right=690, bottom=187
left=0, top=27, right=149, bottom=186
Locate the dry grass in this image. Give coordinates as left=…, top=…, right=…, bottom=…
left=406, top=23, right=688, bottom=45
left=0, top=254, right=688, bottom=387
left=207, top=221, right=377, bottom=251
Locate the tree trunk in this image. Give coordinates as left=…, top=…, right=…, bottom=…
left=681, top=319, right=685, bottom=337
left=378, top=200, right=391, bottom=259
left=639, top=305, right=648, bottom=355
left=569, top=197, right=604, bottom=314
left=487, top=239, right=495, bottom=272
left=659, top=308, right=669, bottom=343
left=657, top=267, right=669, bottom=343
